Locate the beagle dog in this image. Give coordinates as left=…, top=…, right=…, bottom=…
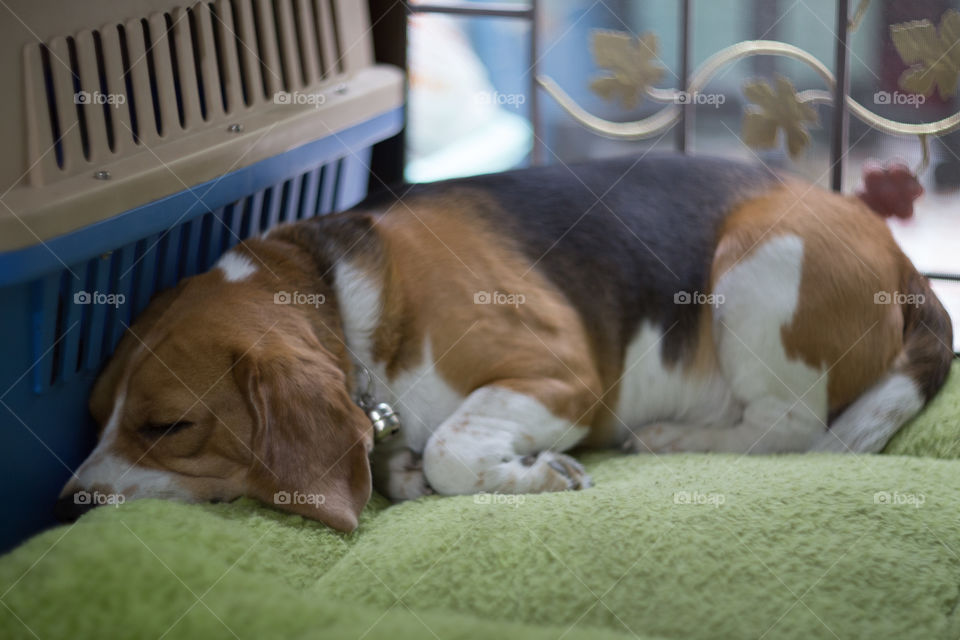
left=56, top=154, right=953, bottom=531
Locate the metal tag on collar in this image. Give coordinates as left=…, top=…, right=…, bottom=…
left=357, top=367, right=401, bottom=442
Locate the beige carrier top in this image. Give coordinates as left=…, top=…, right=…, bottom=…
left=0, top=0, right=403, bottom=251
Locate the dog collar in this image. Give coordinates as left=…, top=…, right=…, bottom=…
left=355, top=367, right=401, bottom=442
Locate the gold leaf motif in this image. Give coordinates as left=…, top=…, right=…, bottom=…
left=890, top=9, right=960, bottom=100
left=741, top=75, right=818, bottom=159
left=589, top=30, right=665, bottom=109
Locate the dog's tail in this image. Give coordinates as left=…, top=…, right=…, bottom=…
left=813, top=270, right=953, bottom=453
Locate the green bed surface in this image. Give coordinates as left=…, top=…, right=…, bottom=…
left=2, top=363, right=959, bottom=640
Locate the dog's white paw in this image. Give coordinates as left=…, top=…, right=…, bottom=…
left=517, top=451, right=592, bottom=492
left=375, top=448, right=434, bottom=501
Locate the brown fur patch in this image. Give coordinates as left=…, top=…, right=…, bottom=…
left=712, top=179, right=913, bottom=413
left=358, top=192, right=604, bottom=427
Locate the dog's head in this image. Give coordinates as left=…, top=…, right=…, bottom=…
left=57, top=248, right=373, bottom=531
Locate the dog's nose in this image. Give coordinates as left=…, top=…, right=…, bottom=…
left=54, top=492, right=97, bottom=523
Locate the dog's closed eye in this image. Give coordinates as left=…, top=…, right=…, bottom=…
left=138, top=421, right=195, bottom=438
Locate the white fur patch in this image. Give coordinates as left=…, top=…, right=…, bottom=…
left=73, top=370, right=130, bottom=475
left=102, top=382, right=128, bottom=440
left=813, top=373, right=923, bottom=453
left=217, top=252, right=257, bottom=282
left=73, top=453, right=189, bottom=500
left=707, top=233, right=828, bottom=452
left=611, top=322, right=741, bottom=433
left=714, top=234, right=827, bottom=419
left=334, top=260, right=383, bottom=360
left=373, top=445, right=432, bottom=501
left=333, top=260, right=465, bottom=452
left=384, top=341, right=465, bottom=452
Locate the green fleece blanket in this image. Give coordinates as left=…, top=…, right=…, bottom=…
left=2, top=364, right=959, bottom=640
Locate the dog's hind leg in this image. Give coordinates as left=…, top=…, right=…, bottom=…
left=626, top=395, right=825, bottom=454
left=628, top=233, right=829, bottom=454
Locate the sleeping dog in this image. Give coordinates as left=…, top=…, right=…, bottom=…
left=56, top=154, right=953, bottom=531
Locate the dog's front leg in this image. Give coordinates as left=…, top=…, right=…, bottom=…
left=422, top=385, right=592, bottom=495
left=371, top=437, right=434, bottom=501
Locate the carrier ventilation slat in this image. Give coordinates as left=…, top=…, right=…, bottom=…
left=26, top=0, right=350, bottom=184
left=31, top=159, right=351, bottom=391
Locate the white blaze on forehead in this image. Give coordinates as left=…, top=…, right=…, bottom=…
left=64, top=366, right=189, bottom=501
left=217, top=251, right=257, bottom=282
left=102, top=382, right=128, bottom=440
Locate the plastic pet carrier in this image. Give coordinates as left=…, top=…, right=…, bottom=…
left=0, top=0, right=403, bottom=551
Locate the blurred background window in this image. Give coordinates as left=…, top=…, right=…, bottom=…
left=406, top=5, right=533, bottom=182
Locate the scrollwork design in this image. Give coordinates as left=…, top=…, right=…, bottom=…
left=538, top=9, right=960, bottom=167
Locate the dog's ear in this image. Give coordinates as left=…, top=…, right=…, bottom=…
left=237, top=331, right=372, bottom=532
